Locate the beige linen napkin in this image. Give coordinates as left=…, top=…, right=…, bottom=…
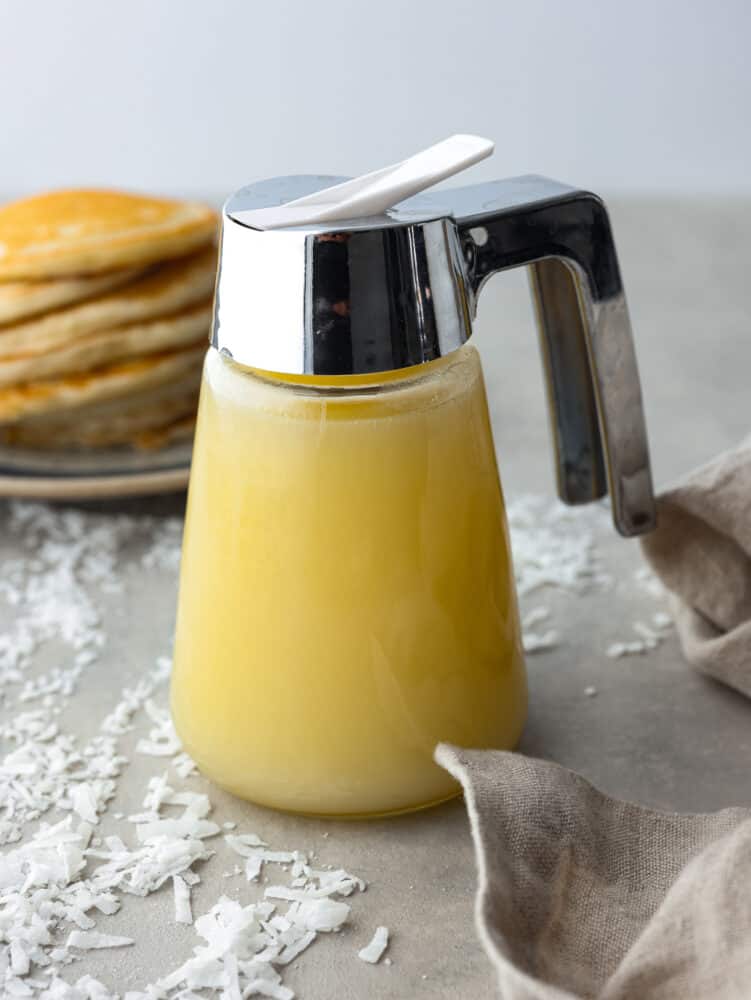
left=435, top=440, right=751, bottom=998
left=437, top=746, right=751, bottom=1000
left=641, top=437, right=751, bottom=698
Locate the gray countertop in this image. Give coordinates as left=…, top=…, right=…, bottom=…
left=1, top=199, right=749, bottom=999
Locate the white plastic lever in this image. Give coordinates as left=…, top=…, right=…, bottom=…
left=238, top=134, right=494, bottom=230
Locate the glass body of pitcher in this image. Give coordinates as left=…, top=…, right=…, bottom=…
left=171, top=344, right=527, bottom=817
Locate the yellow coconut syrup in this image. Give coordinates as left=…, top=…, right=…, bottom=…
left=171, top=343, right=527, bottom=817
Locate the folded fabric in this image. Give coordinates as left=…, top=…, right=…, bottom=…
left=641, top=436, right=751, bottom=699
left=437, top=745, right=751, bottom=1000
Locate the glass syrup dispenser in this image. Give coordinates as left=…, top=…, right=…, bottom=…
left=171, top=137, right=655, bottom=817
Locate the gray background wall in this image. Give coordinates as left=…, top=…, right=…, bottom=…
left=1, top=0, right=749, bottom=198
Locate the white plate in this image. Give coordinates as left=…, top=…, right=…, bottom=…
left=0, top=440, right=191, bottom=499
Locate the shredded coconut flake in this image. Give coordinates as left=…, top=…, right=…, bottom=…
left=606, top=612, right=673, bottom=658
left=358, top=925, right=389, bottom=964
left=135, top=701, right=182, bottom=757
left=173, top=875, right=193, bottom=925
left=172, top=752, right=199, bottom=778
left=66, top=931, right=134, bottom=950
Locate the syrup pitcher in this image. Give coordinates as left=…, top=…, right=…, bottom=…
left=171, top=136, right=655, bottom=817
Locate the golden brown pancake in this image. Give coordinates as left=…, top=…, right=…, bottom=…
left=1, top=411, right=196, bottom=450
left=134, top=414, right=195, bottom=450
left=0, top=266, right=145, bottom=326
left=0, top=246, right=216, bottom=356
left=0, top=300, right=211, bottom=388
left=1, top=376, right=200, bottom=449
left=0, top=344, right=206, bottom=424
left=0, top=189, right=217, bottom=280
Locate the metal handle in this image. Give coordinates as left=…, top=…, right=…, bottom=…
left=450, top=176, right=655, bottom=537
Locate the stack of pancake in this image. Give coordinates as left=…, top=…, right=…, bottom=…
left=0, top=189, right=218, bottom=449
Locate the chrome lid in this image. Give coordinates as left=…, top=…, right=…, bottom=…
left=212, top=176, right=473, bottom=376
